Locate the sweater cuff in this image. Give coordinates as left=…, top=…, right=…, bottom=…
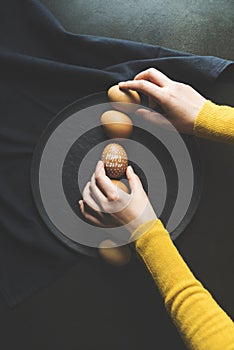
left=193, top=100, right=234, bottom=143
left=131, top=219, right=169, bottom=247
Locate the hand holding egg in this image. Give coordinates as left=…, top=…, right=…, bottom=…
left=79, top=161, right=157, bottom=234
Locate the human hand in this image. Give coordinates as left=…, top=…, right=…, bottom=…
left=118, top=68, right=207, bottom=134
left=79, top=161, right=157, bottom=234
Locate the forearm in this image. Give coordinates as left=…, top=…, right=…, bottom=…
left=194, top=100, right=234, bottom=144
left=134, top=220, right=234, bottom=350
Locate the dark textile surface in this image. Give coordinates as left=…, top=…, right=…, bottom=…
left=0, top=0, right=233, bottom=307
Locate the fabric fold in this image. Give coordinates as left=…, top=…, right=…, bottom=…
left=0, top=0, right=233, bottom=307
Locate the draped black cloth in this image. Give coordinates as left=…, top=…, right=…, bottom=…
left=0, top=0, right=233, bottom=307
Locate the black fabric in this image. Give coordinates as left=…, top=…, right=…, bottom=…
left=0, top=0, right=233, bottom=307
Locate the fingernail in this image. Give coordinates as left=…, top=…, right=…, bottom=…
left=97, top=160, right=103, bottom=169
left=118, top=81, right=126, bottom=87
left=78, top=200, right=82, bottom=206
left=128, top=165, right=133, bottom=173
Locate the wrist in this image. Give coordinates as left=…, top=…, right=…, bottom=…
left=129, top=218, right=158, bottom=242
left=125, top=205, right=157, bottom=236
left=191, top=98, right=207, bottom=134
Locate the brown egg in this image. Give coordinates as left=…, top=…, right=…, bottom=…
left=98, top=240, right=132, bottom=266
left=108, top=84, right=141, bottom=112
left=102, top=143, right=128, bottom=179
left=100, top=110, right=133, bottom=139
left=111, top=179, right=129, bottom=193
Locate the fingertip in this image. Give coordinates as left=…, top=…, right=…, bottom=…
left=96, top=160, right=103, bottom=171
left=134, top=75, right=140, bottom=81
left=118, top=81, right=129, bottom=89
left=127, top=165, right=142, bottom=188
left=95, top=160, right=105, bottom=177
left=79, top=199, right=84, bottom=213
left=128, top=165, right=134, bottom=174
left=135, top=108, right=149, bottom=116
left=126, top=165, right=135, bottom=180
left=134, top=70, right=143, bottom=80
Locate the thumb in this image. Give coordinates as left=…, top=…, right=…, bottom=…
left=126, top=165, right=143, bottom=193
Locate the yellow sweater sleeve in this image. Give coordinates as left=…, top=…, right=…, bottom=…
left=133, top=219, right=234, bottom=350
left=193, top=100, right=234, bottom=144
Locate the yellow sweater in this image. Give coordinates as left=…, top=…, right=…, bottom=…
left=134, top=101, right=234, bottom=350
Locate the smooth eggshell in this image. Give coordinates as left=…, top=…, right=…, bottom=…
left=108, top=85, right=141, bottom=112
left=98, top=240, right=132, bottom=266
left=101, top=110, right=133, bottom=139
left=102, top=143, right=128, bottom=179
left=111, top=179, right=129, bottom=193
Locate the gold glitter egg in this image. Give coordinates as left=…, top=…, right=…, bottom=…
left=101, top=143, right=128, bottom=179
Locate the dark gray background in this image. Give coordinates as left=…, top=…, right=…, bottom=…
left=41, top=0, right=234, bottom=59
left=1, top=1, right=233, bottom=349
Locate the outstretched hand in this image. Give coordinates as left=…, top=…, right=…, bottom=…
left=119, top=68, right=207, bottom=134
